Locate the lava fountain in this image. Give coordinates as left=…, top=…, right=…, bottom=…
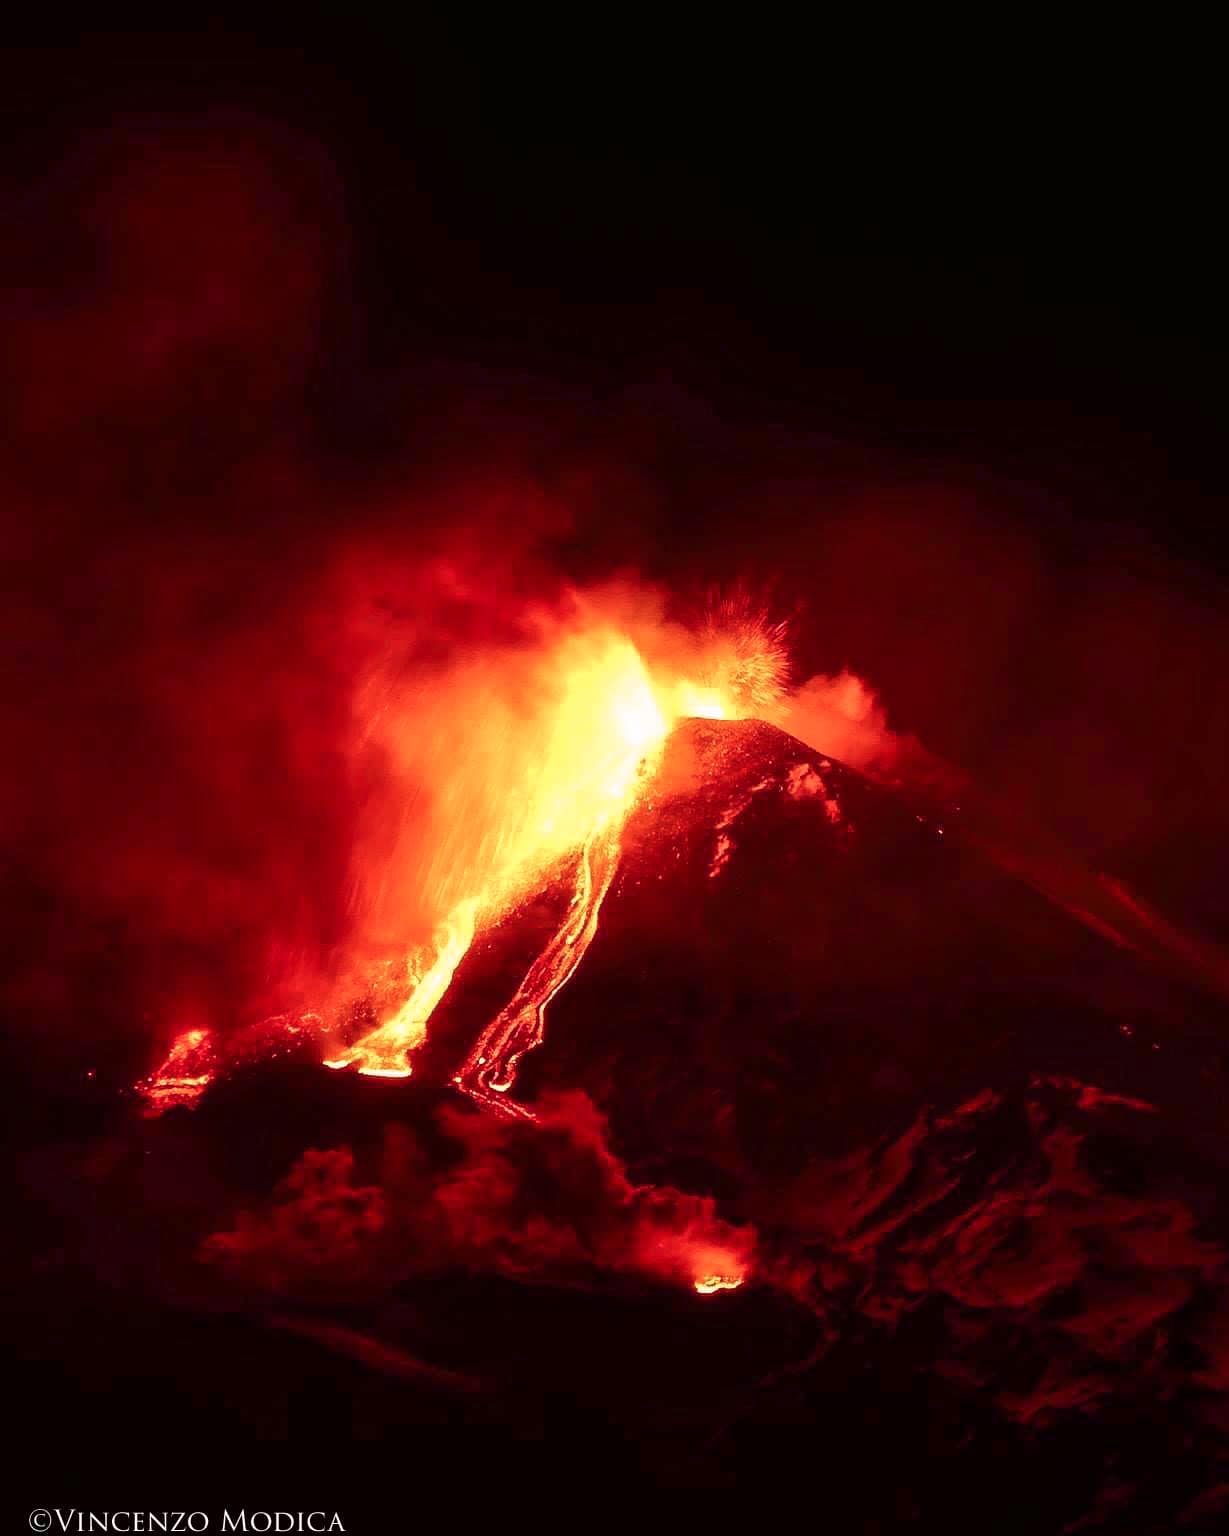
left=139, top=593, right=790, bottom=1118
left=324, top=624, right=672, bottom=1087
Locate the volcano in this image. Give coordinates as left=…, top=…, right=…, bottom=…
left=14, top=718, right=1229, bottom=1523
left=516, top=718, right=1229, bottom=1155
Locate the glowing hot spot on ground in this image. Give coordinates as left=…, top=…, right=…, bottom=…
left=694, top=1274, right=745, bottom=1295
left=136, top=1027, right=217, bottom=1115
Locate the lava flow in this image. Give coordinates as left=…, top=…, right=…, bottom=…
left=136, top=598, right=792, bottom=1121
left=130, top=600, right=783, bottom=1306
left=322, top=899, right=479, bottom=1078
left=454, top=816, right=625, bottom=1114
left=135, top=1026, right=217, bottom=1113
left=136, top=570, right=1229, bottom=1142
left=323, top=624, right=674, bottom=1089
left=309, top=599, right=793, bottom=1104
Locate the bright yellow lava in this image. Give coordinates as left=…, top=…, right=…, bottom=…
left=693, top=1274, right=744, bottom=1295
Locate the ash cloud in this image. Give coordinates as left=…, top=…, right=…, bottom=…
left=780, top=669, right=956, bottom=790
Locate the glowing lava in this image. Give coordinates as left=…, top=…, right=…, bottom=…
left=131, top=599, right=794, bottom=1308
left=328, top=622, right=679, bottom=1085
left=694, top=1274, right=744, bottom=1295
left=324, top=898, right=478, bottom=1077
left=139, top=596, right=792, bottom=1103
left=455, top=817, right=624, bottom=1113
left=136, top=1026, right=217, bottom=1115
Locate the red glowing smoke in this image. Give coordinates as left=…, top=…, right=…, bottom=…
left=203, top=1091, right=754, bottom=1298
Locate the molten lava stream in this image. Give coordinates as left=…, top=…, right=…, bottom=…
left=323, top=898, right=478, bottom=1077
left=455, top=815, right=623, bottom=1117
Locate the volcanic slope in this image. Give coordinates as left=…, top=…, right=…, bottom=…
left=514, top=716, right=1229, bottom=1178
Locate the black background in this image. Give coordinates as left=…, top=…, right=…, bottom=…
left=5, top=21, right=1225, bottom=544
